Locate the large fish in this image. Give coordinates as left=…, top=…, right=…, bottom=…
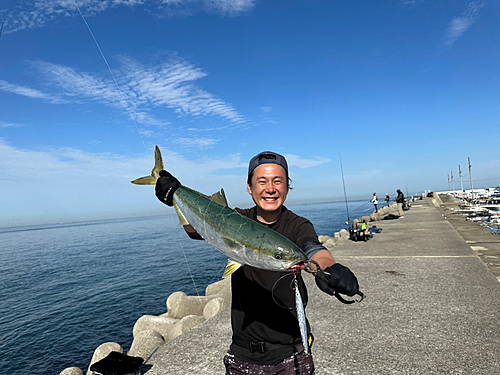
left=131, top=146, right=309, bottom=277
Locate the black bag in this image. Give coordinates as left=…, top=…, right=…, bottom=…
left=90, top=351, right=143, bottom=375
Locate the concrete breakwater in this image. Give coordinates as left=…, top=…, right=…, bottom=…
left=318, top=202, right=405, bottom=251
left=59, top=201, right=407, bottom=375
left=59, top=276, right=232, bottom=375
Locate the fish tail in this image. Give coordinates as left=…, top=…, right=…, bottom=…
left=131, top=145, right=165, bottom=185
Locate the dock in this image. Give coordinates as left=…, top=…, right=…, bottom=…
left=143, top=198, right=500, bottom=374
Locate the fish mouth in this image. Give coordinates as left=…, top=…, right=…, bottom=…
left=286, top=260, right=308, bottom=271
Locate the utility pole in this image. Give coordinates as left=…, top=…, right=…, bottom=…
left=451, top=171, right=454, bottom=192
left=459, top=165, right=464, bottom=193
left=468, top=157, right=474, bottom=200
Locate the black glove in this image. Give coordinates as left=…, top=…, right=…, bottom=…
left=155, top=170, right=180, bottom=206
left=315, top=263, right=359, bottom=297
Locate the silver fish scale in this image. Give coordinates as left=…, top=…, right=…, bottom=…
left=173, top=186, right=308, bottom=271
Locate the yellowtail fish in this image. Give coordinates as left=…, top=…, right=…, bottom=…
left=131, top=146, right=309, bottom=277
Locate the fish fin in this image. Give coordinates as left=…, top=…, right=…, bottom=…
left=221, top=237, right=240, bottom=250
left=210, top=188, right=228, bottom=207
left=223, top=259, right=242, bottom=278
left=131, top=176, right=157, bottom=185
left=152, top=145, right=164, bottom=176
left=131, top=145, right=165, bottom=185
left=173, top=201, right=189, bottom=226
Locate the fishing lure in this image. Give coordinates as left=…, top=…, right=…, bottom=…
left=293, top=272, right=309, bottom=353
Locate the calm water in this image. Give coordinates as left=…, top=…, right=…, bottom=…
left=0, top=200, right=371, bottom=374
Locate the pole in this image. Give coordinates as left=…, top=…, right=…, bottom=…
left=451, top=171, right=454, bottom=192
left=459, top=165, right=464, bottom=193
left=468, top=157, right=474, bottom=200
left=448, top=174, right=450, bottom=191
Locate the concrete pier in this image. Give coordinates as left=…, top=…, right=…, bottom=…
left=142, top=198, right=500, bottom=374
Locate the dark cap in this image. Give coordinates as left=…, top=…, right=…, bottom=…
left=248, top=151, right=288, bottom=178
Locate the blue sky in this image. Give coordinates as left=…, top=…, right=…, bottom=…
left=1, top=0, right=499, bottom=226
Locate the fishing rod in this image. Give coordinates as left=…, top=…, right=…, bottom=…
left=339, top=153, right=351, bottom=228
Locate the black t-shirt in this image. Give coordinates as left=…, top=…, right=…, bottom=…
left=229, top=206, right=320, bottom=364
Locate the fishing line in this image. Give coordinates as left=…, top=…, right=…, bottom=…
left=170, top=216, right=204, bottom=309
left=271, top=272, right=308, bottom=310
left=339, top=153, right=351, bottom=227
left=71, top=0, right=147, bottom=150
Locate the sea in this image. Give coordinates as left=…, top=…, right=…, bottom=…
left=0, top=200, right=373, bottom=375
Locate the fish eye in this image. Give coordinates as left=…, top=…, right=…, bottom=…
left=273, top=252, right=283, bottom=260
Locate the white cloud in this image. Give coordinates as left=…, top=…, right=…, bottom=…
left=207, top=0, right=256, bottom=15
left=0, top=120, right=25, bottom=128
left=0, top=79, right=66, bottom=104
left=119, top=57, right=246, bottom=123
left=0, top=139, right=248, bottom=225
left=6, top=57, right=246, bottom=127
left=443, top=1, right=484, bottom=47
left=2, top=0, right=255, bottom=34
left=174, top=137, right=218, bottom=148
left=284, top=154, right=331, bottom=169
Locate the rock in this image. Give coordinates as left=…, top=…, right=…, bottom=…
left=339, top=229, right=349, bottom=238
left=204, top=297, right=230, bottom=319
left=352, top=219, right=360, bottom=228
left=319, top=235, right=337, bottom=251
left=59, top=367, right=83, bottom=375
left=127, top=329, right=165, bottom=359
left=166, top=315, right=206, bottom=341
left=133, top=314, right=178, bottom=338
left=318, top=235, right=329, bottom=243
left=86, top=342, right=123, bottom=375
left=167, top=291, right=215, bottom=319
left=326, top=237, right=337, bottom=247
left=361, top=216, right=371, bottom=223
left=206, top=277, right=232, bottom=302
left=205, top=277, right=231, bottom=297
left=319, top=235, right=334, bottom=244
left=388, top=204, right=401, bottom=216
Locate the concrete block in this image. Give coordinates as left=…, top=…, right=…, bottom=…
left=127, top=329, right=165, bottom=360
left=339, top=229, right=349, bottom=238
left=133, top=314, right=178, bottom=338
left=203, top=297, right=230, bottom=319
left=166, top=315, right=206, bottom=341
left=59, top=367, right=83, bottom=375
left=166, top=291, right=210, bottom=319
left=205, top=277, right=231, bottom=297
left=86, top=342, right=123, bottom=375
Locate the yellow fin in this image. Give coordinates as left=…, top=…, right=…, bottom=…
left=173, top=201, right=189, bottom=226
left=131, top=145, right=165, bottom=185
left=223, top=259, right=242, bottom=278
left=221, top=237, right=240, bottom=250
left=210, top=188, right=228, bottom=207
left=153, top=145, right=164, bottom=176
left=131, top=176, right=156, bottom=185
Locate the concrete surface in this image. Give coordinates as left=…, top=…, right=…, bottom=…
left=142, top=198, right=500, bottom=374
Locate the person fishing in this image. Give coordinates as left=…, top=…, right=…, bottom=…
left=371, top=192, right=378, bottom=213
left=155, top=151, right=360, bottom=375
left=396, top=189, right=405, bottom=218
